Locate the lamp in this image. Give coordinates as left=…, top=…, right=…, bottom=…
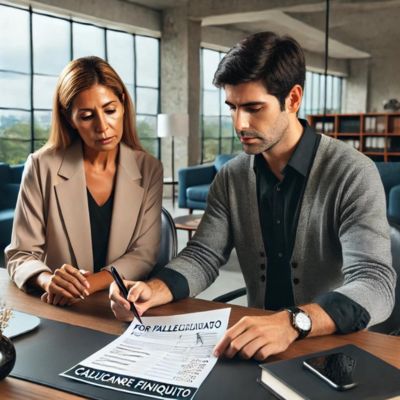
left=157, top=113, right=189, bottom=206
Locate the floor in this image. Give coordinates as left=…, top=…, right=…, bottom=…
left=163, top=198, right=247, bottom=306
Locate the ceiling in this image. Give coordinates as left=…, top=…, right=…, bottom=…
left=124, top=0, right=400, bottom=60
left=125, top=0, right=187, bottom=10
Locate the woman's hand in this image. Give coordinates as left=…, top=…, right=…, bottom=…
left=40, top=291, right=81, bottom=306
left=37, top=265, right=90, bottom=306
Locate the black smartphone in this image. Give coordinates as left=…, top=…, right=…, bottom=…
left=303, top=352, right=358, bottom=391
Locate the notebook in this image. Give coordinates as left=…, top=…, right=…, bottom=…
left=259, top=344, right=400, bottom=400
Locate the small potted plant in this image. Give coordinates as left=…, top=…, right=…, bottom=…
left=0, top=305, right=16, bottom=380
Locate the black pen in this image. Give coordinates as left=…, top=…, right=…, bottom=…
left=110, top=266, right=143, bottom=325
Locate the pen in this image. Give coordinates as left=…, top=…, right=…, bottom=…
left=110, top=266, right=143, bottom=325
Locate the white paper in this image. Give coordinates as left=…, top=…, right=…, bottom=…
left=61, top=308, right=231, bottom=400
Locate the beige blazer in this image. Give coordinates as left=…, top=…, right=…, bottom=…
left=6, top=140, right=163, bottom=290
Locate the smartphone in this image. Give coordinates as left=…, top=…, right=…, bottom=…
left=303, top=352, right=358, bottom=391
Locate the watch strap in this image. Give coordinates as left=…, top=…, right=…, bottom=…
left=286, top=306, right=311, bottom=340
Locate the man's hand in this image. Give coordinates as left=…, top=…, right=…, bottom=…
left=213, top=311, right=298, bottom=361
left=36, top=265, right=90, bottom=306
left=213, top=304, right=336, bottom=361
left=109, top=278, right=173, bottom=322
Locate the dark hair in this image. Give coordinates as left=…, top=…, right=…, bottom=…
left=213, top=32, right=305, bottom=110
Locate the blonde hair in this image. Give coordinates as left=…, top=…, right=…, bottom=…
left=45, top=56, right=143, bottom=151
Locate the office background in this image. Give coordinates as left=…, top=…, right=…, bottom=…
left=1, top=0, right=399, bottom=302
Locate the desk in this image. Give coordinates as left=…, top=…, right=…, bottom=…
left=1, top=268, right=399, bottom=399
left=174, top=214, right=203, bottom=240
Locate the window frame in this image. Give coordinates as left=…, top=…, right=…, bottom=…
left=200, top=47, right=238, bottom=164
left=0, top=2, right=161, bottom=163
left=299, top=70, right=343, bottom=118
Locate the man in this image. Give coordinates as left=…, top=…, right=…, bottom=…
left=110, top=32, right=396, bottom=361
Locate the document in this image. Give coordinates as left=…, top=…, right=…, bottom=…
left=61, top=308, right=231, bottom=400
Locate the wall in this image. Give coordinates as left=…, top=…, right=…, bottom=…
left=343, top=59, right=369, bottom=113
left=368, top=57, right=400, bottom=113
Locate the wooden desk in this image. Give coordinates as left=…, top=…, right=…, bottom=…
left=174, top=214, right=203, bottom=240
left=0, top=268, right=399, bottom=399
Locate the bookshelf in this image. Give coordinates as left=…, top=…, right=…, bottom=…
left=307, top=113, right=400, bottom=162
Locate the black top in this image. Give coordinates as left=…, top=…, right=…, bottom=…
left=254, top=120, right=321, bottom=310
left=87, top=189, right=114, bottom=273
left=156, top=120, right=370, bottom=334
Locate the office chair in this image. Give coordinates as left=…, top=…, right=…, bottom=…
left=213, top=287, right=246, bottom=303
left=369, top=219, right=400, bottom=335
left=150, top=207, right=178, bottom=276
left=214, top=220, right=400, bottom=336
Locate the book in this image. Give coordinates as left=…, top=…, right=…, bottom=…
left=391, top=117, right=400, bottom=134
left=339, top=118, right=360, bottom=133
left=259, top=344, right=400, bottom=400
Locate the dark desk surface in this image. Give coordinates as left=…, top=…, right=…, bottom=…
left=1, top=268, right=399, bottom=399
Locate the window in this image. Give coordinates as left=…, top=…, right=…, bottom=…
left=299, top=70, right=343, bottom=118
left=0, top=3, right=160, bottom=164
left=201, top=48, right=241, bottom=163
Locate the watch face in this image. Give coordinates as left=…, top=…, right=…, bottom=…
left=295, top=312, right=311, bottom=331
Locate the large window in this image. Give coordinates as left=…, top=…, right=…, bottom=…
left=299, top=70, right=343, bottom=118
left=201, top=48, right=241, bottom=163
left=0, top=3, right=160, bottom=164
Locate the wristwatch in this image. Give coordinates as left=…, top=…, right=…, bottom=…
left=286, top=307, right=312, bottom=340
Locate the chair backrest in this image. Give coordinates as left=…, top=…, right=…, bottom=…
left=375, top=162, right=400, bottom=200
left=369, top=219, right=400, bottom=334
left=214, top=154, right=236, bottom=172
left=0, top=163, right=24, bottom=210
left=151, top=207, right=178, bottom=276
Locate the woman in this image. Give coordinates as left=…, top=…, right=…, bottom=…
left=6, top=56, right=163, bottom=306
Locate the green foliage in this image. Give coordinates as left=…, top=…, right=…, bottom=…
left=0, top=138, right=29, bottom=164
left=137, top=116, right=156, bottom=139
left=0, top=121, right=30, bottom=164
left=203, top=139, right=218, bottom=162
left=136, top=116, right=158, bottom=157
left=203, top=118, right=219, bottom=139
left=0, top=119, right=50, bottom=164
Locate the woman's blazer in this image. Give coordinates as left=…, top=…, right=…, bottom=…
left=6, top=140, right=163, bottom=290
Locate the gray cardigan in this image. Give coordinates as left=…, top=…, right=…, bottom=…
left=166, top=135, right=396, bottom=326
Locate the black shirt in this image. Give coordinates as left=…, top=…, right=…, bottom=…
left=254, top=120, right=369, bottom=331
left=87, top=189, right=114, bottom=273
left=254, top=120, right=321, bottom=310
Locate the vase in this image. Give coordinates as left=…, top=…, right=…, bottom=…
left=0, top=332, right=16, bottom=380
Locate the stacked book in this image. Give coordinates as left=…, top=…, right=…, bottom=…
left=315, top=121, right=335, bottom=134
left=364, top=137, right=385, bottom=151
left=365, top=116, right=385, bottom=133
